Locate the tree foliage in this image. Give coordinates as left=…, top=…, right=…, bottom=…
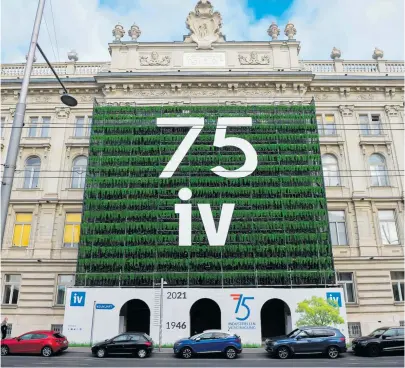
left=295, top=296, right=344, bottom=327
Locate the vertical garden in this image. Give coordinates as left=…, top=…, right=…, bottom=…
left=76, top=104, right=335, bottom=287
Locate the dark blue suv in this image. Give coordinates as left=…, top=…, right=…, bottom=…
left=174, top=330, right=242, bottom=359
left=265, top=326, right=347, bottom=359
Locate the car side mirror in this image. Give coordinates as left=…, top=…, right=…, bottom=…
left=381, top=335, right=387, bottom=340
left=16, top=338, right=21, bottom=341
left=296, top=336, right=302, bottom=340
left=195, top=338, right=201, bottom=342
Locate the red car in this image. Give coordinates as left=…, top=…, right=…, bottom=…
left=1, top=330, right=68, bottom=357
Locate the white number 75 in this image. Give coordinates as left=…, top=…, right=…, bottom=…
left=157, top=117, right=258, bottom=179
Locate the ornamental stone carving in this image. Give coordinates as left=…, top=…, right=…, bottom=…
left=267, top=22, right=280, bottom=40
left=184, top=0, right=225, bottom=50
left=55, top=107, right=71, bottom=119
left=384, top=105, right=401, bottom=116
left=112, top=23, right=125, bottom=42
left=284, top=21, right=296, bottom=40
left=140, top=52, right=171, bottom=66
left=67, top=50, right=79, bottom=62
left=372, top=47, right=384, bottom=60
left=238, top=52, right=270, bottom=65
left=330, top=47, right=341, bottom=60
left=128, top=23, right=141, bottom=41
left=338, top=105, right=354, bottom=117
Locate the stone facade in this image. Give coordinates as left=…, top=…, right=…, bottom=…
left=1, top=1, right=404, bottom=339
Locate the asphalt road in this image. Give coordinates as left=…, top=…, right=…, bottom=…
left=2, top=349, right=404, bottom=368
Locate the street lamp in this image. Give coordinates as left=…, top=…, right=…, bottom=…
left=0, top=0, right=78, bottom=245
left=159, top=278, right=168, bottom=352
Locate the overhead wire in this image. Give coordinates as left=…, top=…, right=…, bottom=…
left=49, top=0, right=60, bottom=62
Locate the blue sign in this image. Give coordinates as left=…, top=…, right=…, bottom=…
left=96, top=304, right=115, bottom=310
left=326, top=292, right=342, bottom=307
left=70, top=291, right=86, bottom=307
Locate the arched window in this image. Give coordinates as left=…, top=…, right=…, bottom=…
left=71, top=156, right=87, bottom=189
left=322, top=154, right=340, bottom=186
left=24, top=156, right=40, bottom=189
left=369, top=154, right=388, bottom=186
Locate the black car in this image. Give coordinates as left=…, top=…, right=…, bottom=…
left=91, top=332, right=154, bottom=358
left=352, top=327, right=404, bottom=357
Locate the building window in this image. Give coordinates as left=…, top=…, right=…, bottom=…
left=359, top=114, right=382, bottom=135
left=337, top=272, right=356, bottom=303
left=317, top=114, right=336, bottom=136
left=41, top=117, right=50, bottom=137
left=322, top=154, right=341, bottom=186
left=400, top=321, right=404, bottom=327
left=27, top=117, right=51, bottom=138
left=391, top=271, right=404, bottom=302
left=1, top=117, right=5, bottom=138
left=71, top=156, right=88, bottom=189
left=63, top=213, right=81, bottom=248
left=348, top=322, right=362, bottom=338
left=2, top=275, right=21, bottom=305
left=328, top=211, right=348, bottom=245
left=56, top=275, right=75, bottom=305
left=378, top=210, right=400, bottom=245
left=51, top=324, right=63, bottom=334
left=12, top=213, right=32, bottom=247
left=28, top=117, right=38, bottom=137
left=369, top=154, right=389, bottom=186
left=74, top=116, right=91, bottom=137
left=23, top=156, right=41, bottom=189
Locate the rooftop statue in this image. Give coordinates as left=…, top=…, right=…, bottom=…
left=184, top=0, right=225, bottom=50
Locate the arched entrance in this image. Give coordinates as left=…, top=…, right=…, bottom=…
left=119, top=299, right=150, bottom=335
left=190, top=298, right=221, bottom=336
left=261, top=298, right=291, bottom=340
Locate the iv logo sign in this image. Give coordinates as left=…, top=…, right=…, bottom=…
left=228, top=294, right=256, bottom=330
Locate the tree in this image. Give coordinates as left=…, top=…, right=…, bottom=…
left=295, top=296, right=344, bottom=327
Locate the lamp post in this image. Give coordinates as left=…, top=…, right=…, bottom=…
left=0, top=0, right=77, bottom=245
left=159, top=278, right=168, bottom=352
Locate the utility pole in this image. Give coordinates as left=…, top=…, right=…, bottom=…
left=159, top=278, right=164, bottom=352
left=1, top=0, right=46, bottom=245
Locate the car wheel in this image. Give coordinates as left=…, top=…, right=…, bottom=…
left=225, top=347, right=237, bottom=359
left=181, top=347, right=193, bottom=359
left=1, top=346, right=9, bottom=356
left=367, top=344, right=380, bottom=357
left=277, top=346, right=291, bottom=359
left=327, top=346, right=340, bottom=359
left=41, top=346, right=53, bottom=357
left=137, top=349, right=147, bottom=358
left=96, top=348, right=106, bottom=358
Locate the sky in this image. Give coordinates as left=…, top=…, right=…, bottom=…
left=1, top=0, right=404, bottom=64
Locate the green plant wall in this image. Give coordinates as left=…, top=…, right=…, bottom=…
left=76, top=104, right=335, bottom=287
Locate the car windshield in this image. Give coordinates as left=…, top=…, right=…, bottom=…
left=189, top=333, right=202, bottom=340
left=368, top=329, right=387, bottom=337
left=287, top=329, right=301, bottom=338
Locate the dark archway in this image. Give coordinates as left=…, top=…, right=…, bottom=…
left=190, top=298, right=221, bottom=336
left=119, top=299, right=150, bottom=335
left=261, top=298, right=291, bottom=340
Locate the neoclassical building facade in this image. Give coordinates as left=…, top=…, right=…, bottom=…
left=1, top=1, right=404, bottom=340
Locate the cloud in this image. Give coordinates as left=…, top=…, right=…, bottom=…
left=1, top=0, right=403, bottom=63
